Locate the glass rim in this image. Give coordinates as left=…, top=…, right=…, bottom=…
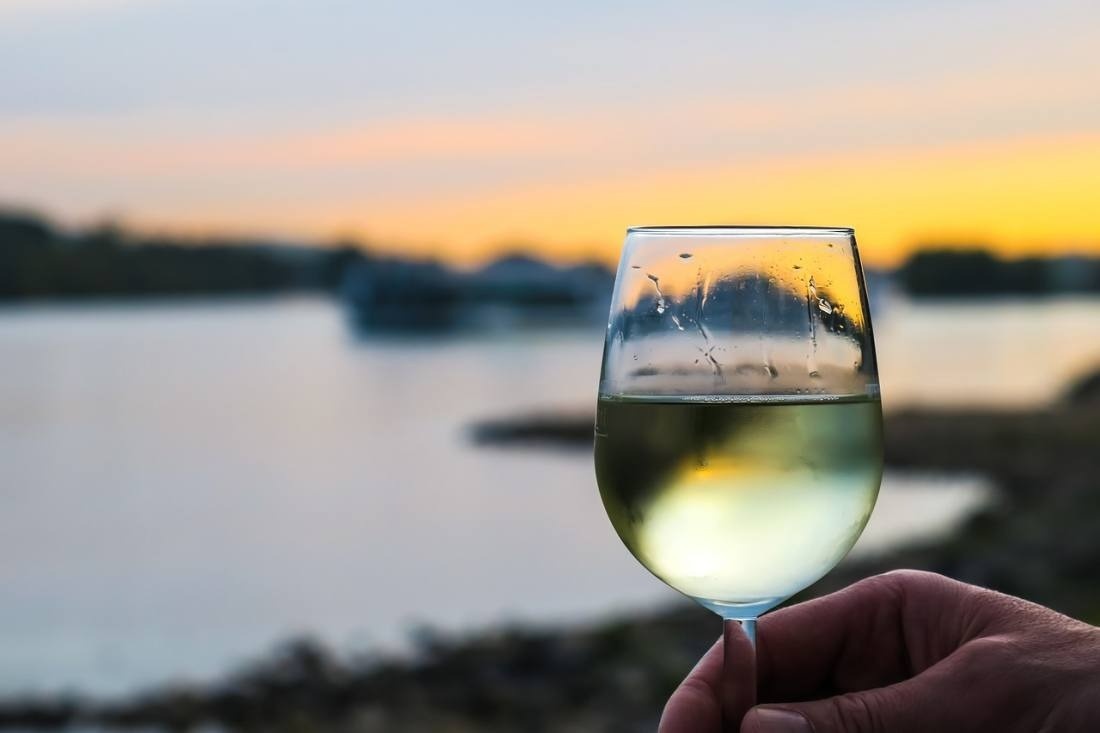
left=627, top=225, right=854, bottom=236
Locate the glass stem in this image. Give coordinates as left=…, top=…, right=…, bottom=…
left=722, top=617, right=757, bottom=732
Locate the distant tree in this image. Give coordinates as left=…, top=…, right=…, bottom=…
left=899, top=249, right=999, bottom=296
left=0, top=209, right=59, bottom=296
left=898, top=248, right=1100, bottom=297
left=0, top=210, right=366, bottom=300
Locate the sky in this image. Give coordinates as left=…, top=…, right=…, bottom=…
left=1, top=0, right=1099, bottom=266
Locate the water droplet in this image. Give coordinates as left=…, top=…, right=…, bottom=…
left=679, top=252, right=693, bottom=259
left=763, top=363, right=778, bottom=378
left=630, top=265, right=641, bottom=270
left=809, top=370, right=821, bottom=378
left=827, top=243, right=834, bottom=248
left=632, top=354, right=638, bottom=361
left=806, top=276, right=819, bottom=377
left=697, top=344, right=722, bottom=377
left=647, top=274, right=668, bottom=314
left=817, top=298, right=833, bottom=315
left=671, top=315, right=685, bottom=331
left=792, top=264, right=802, bottom=270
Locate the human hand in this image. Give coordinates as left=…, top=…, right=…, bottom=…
left=659, top=570, right=1100, bottom=732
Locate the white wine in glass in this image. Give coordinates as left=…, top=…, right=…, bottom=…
left=594, top=226, right=883, bottom=729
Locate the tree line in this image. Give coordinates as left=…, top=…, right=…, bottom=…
left=1, top=209, right=1097, bottom=300
left=0, top=210, right=360, bottom=299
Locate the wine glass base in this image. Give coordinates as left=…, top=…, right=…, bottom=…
left=695, top=596, right=785, bottom=620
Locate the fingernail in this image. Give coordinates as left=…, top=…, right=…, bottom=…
left=742, top=707, right=812, bottom=733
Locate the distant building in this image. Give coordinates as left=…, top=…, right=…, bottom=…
left=341, top=254, right=614, bottom=333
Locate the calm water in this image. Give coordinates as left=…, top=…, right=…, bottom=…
left=0, top=296, right=1097, bottom=695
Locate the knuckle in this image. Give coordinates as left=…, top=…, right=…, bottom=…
left=677, top=675, right=715, bottom=701
left=961, top=635, right=1018, bottom=666
left=663, top=673, right=719, bottom=721
left=875, top=568, right=948, bottom=591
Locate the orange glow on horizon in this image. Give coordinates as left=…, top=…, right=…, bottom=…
left=112, top=130, right=1100, bottom=268
left=2, top=1, right=1098, bottom=272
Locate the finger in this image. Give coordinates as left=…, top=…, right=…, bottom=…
left=757, top=570, right=974, bottom=702
left=743, top=657, right=972, bottom=733
left=722, top=620, right=758, bottom=725
left=658, top=638, right=723, bottom=733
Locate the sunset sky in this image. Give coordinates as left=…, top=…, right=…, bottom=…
left=1, top=0, right=1099, bottom=266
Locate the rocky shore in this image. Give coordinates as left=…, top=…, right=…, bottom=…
left=3, top=385, right=1098, bottom=732
left=471, top=395, right=1100, bottom=622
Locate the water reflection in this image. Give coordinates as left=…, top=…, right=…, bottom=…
left=0, top=295, right=1096, bottom=694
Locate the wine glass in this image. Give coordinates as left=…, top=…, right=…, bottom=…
left=594, top=226, right=882, bottom=728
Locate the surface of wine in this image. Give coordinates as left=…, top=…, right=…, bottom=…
left=594, top=395, right=882, bottom=616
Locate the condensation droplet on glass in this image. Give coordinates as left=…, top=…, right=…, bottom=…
left=647, top=273, right=668, bottom=314
left=632, top=354, right=638, bottom=361
left=792, top=264, right=802, bottom=270
left=809, top=370, right=821, bottom=378
left=806, top=275, right=819, bottom=377
left=679, top=252, right=693, bottom=259
left=834, top=303, right=846, bottom=331
left=817, top=298, right=833, bottom=315
left=630, top=265, right=641, bottom=269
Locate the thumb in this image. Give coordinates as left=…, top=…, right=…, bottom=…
left=741, top=672, right=965, bottom=733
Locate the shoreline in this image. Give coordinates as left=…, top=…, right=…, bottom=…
left=2, top=398, right=1098, bottom=731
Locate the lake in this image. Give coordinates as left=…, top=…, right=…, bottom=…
left=0, top=295, right=1097, bottom=696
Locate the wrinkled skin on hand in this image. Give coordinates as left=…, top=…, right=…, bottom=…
left=659, top=570, right=1100, bottom=733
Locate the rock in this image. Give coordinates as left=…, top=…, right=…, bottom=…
left=1065, top=368, right=1100, bottom=406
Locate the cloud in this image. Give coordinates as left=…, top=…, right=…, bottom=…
left=0, top=115, right=593, bottom=177
left=3, top=59, right=1096, bottom=178
left=0, top=52, right=1097, bottom=266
